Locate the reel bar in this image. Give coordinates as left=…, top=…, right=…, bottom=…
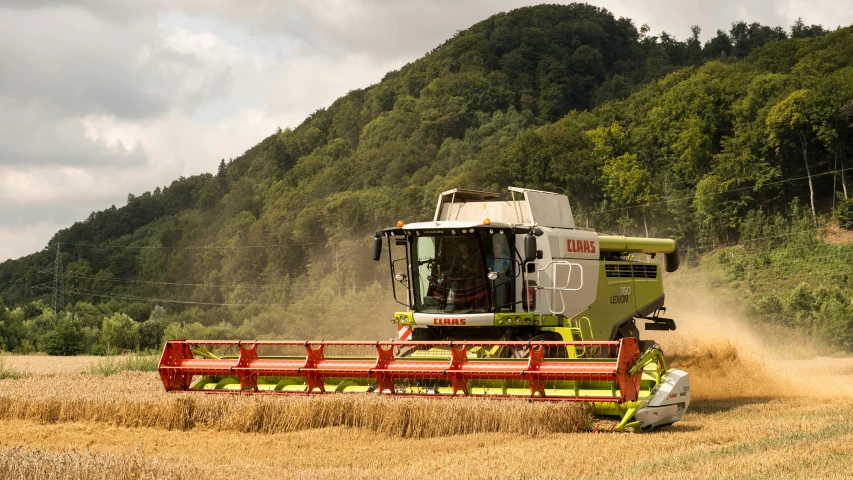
left=159, top=338, right=642, bottom=402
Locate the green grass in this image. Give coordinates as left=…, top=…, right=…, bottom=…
left=86, top=355, right=159, bottom=376
left=0, top=358, right=25, bottom=380
left=670, top=236, right=853, bottom=353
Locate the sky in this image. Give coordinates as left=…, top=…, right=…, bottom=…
left=0, top=0, right=851, bottom=263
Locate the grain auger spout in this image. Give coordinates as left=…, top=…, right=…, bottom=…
left=159, top=187, right=690, bottom=431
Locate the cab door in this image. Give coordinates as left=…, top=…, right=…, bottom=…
left=483, top=232, right=514, bottom=312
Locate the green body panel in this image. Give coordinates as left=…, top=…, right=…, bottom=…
left=598, top=236, right=676, bottom=254
left=538, top=326, right=584, bottom=341
left=393, top=260, right=664, bottom=342
left=569, top=261, right=664, bottom=340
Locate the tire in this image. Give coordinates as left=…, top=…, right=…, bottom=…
left=411, top=327, right=436, bottom=341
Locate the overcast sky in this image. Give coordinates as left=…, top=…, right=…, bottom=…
left=0, top=0, right=851, bottom=262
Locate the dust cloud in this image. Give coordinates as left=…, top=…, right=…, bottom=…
left=651, top=280, right=853, bottom=400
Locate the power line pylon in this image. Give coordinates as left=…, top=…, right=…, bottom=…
left=53, top=243, right=64, bottom=315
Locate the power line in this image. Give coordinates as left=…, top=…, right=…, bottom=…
left=679, top=225, right=835, bottom=253
left=51, top=168, right=852, bottom=253
left=57, top=241, right=328, bottom=251
left=64, top=287, right=394, bottom=309
left=708, top=268, right=852, bottom=291
left=62, top=272, right=379, bottom=290
left=671, top=249, right=853, bottom=280
left=575, top=166, right=853, bottom=218
left=52, top=243, right=64, bottom=314
left=747, top=268, right=852, bottom=284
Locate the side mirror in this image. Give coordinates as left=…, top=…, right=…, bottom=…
left=372, top=236, right=383, bottom=261
left=524, top=235, right=537, bottom=262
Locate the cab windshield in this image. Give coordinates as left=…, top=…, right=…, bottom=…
left=412, top=232, right=513, bottom=314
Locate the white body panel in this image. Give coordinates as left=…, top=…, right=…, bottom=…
left=516, top=227, right=601, bottom=318
left=520, top=189, right=575, bottom=228
left=403, top=220, right=510, bottom=231
left=438, top=202, right=528, bottom=224
left=432, top=187, right=573, bottom=228
left=413, top=313, right=494, bottom=327
left=636, top=370, right=691, bottom=428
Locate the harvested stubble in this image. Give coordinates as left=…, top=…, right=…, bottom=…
left=0, top=443, right=197, bottom=480
left=0, top=372, right=592, bottom=438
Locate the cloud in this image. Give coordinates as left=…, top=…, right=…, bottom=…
left=168, top=0, right=544, bottom=59
left=0, top=221, right=67, bottom=264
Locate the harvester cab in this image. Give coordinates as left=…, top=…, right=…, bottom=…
left=158, top=187, right=690, bottom=433
left=374, top=187, right=680, bottom=345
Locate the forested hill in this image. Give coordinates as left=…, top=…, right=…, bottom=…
left=1, top=4, right=851, bottom=354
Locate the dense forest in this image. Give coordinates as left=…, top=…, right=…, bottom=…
left=1, top=4, right=851, bottom=355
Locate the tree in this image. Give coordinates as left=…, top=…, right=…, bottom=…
left=767, top=89, right=818, bottom=225
left=601, top=152, right=658, bottom=235
left=791, top=18, right=827, bottom=39
left=217, top=159, right=229, bottom=193
left=40, top=314, right=85, bottom=355
left=101, top=313, right=139, bottom=351
left=686, top=25, right=702, bottom=64
left=0, top=300, right=23, bottom=351
left=840, top=98, right=853, bottom=199
left=704, top=29, right=732, bottom=60
left=139, top=306, right=169, bottom=350
left=196, top=178, right=222, bottom=210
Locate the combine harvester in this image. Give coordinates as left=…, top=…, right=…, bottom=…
left=159, top=187, right=690, bottom=432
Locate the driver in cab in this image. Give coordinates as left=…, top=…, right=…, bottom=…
left=452, top=241, right=482, bottom=277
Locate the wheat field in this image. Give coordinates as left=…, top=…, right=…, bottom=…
left=2, top=289, right=853, bottom=479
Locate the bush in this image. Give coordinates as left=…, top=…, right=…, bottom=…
left=138, top=306, right=170, bottom=350
left=79, top=326, right=101, bottom=353
left=101, top=314, right=140, bottom=352
left=163, top=321, right=237, bottom=341
left=748, top=294, right=784, bottom=319
left=786, top=283, right=816, bottom=313
left=39, top=316, right=85, bottom=356
left=0, top=358, right=25, bottom=379
left=0, top=307, right=26, bottom=352
left=86, top=355, right=158, bottom=376
left=816, top=297, right=853, bottom=349
left=12, top=340, right=35, bottom=355
left=90, top=343, right=108, bottom=356
left=835, top=196, right=853, bottom=229
left=139, top=319, right=168, bottom=350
